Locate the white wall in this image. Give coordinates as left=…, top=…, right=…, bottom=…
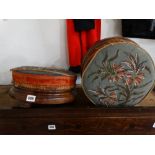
left=0, top=19, right=155, bottom=84
left=101, top=19, right=155, bottom=63
left=0, top=19, right=68, bottom=84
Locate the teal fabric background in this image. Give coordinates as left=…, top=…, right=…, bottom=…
left=82, top=43, right=155, bottom=107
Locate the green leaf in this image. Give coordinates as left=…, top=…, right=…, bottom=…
left=101, top=75, right=107, bottom=81
left=120, top=92, right=127, bottom=97
left=87, top=71, right=97, bottom=78
left=108, top=49, right=119, bottom=62
left=145, top=66, right=151, bottom=74
left=138, top=60, right=147, bottom=68
left=131, top=91, right=145, bottom=95
left=115, top=84, right=126, bottom=90
left=137, top=80, right=152, bottom=89
left=136, top=53, right=140, bottom=64
left=102, top=51, right=108, bottom=64
left=92, top=75, right=99, bottom=82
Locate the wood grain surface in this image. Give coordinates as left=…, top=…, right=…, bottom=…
left=0, top=85, right=155, bottom=135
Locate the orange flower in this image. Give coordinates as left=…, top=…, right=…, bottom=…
left=126, top=71, right=144, bottom=86
left=108, top=64, right=126, bottom=82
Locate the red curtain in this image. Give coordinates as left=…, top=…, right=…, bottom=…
left=66, top=19, right=101, bottom=67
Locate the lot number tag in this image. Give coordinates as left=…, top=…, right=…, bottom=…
left=26, top=95, right=36, bottom=102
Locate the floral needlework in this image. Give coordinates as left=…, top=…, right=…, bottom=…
left=88, top=50, right=152, bottom=107
left=88, top=87, right=117, bottom=107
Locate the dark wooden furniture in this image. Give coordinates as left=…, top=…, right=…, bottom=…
left=0, top=85, right=155, bottom=135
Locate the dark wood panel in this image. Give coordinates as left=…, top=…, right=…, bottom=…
left=0, top=118, right=65, bottom=135
left=1, top=117, right=155, bottom=135
left=1, top=106, right=155, bottom=119
left=63, top=117, right=155, bottom=135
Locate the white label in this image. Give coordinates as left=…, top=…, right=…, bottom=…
left=26, top=95, right=36, bottom=102
left=48, top=124, right=56, bottom=130
left=153, top=122, right=155, bottom=128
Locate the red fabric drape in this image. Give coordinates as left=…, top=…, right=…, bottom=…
left=66, top=19, right=101, bottom=67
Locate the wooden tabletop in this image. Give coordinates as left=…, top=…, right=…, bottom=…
left=0, top=85, right=155, bottom=110
left=0, top=85, right=92, bottom=109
